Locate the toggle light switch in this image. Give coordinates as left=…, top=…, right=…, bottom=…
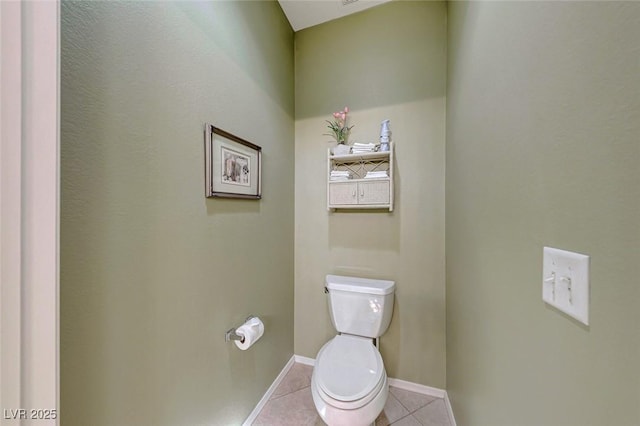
left=542, top=247, right=590, bottom=325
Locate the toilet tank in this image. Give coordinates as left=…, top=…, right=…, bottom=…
left=325, top=275, right=395, bottom=338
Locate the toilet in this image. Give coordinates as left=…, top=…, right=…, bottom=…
left=311, top=274, right=395, bottom=426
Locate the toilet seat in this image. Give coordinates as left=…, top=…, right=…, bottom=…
left=315, top=334, right=385, bottom=409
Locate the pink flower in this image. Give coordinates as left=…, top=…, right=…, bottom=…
left=324, top=107, right=354, bottom=144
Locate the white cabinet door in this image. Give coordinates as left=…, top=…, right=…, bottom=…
left=329, top=182, right=359, bottom=205
left=358, top=180, right=390, bottom=205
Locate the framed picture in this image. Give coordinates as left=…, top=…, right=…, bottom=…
left=204, top=124, right=262, bottom=199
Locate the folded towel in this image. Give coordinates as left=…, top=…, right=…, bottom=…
left=364, top=171, right=388, bottom=179
left=353, top=143, right=376, bottom=147
left=330, top=171, right=351, bottom=181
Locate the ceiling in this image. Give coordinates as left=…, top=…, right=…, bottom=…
left=278, top=0, right=393, bottom=32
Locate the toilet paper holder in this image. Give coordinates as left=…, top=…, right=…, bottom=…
left=225, top=316, right=256, bottom=343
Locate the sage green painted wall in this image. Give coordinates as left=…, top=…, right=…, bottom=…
left=294, top=1, right=447, bottom=388
left=60, top=2, right=294, bottom=425
left=446, top=2, right=640, bottom=425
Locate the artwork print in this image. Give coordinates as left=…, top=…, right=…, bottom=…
left=222, top=147, right=250, bottom=186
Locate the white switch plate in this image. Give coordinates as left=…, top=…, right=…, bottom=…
left=542, top=247, right=590, bottom=325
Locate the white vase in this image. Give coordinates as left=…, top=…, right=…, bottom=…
left=332, top=144, right=351, bottom=155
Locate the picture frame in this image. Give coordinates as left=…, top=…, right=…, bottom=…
left=204, top=124, right=262, bottom=199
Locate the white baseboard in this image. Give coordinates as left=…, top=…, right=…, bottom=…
left=245, top=354, right=456, bottom=426
left=387, top=377, right=446, bottom=399
left=443, top=392, right=457, bottom=426
left=387, top=378, right=456, bottom=425
left=293, top=354, right=315, bottom=366
left=242, top=355, right=296, bottom=426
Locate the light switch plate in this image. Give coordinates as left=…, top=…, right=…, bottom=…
left=542, top=247, right=590, bottom=325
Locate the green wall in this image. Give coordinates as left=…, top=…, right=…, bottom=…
left=60, top=2, right=294, bottom=425
left=61, top=1, right=640, bottom=424
left=294, top=1, right=447, bottom=388
left=446, top=2, right=640, bottom=425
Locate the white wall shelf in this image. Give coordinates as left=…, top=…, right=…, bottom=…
left=327, top=143, right=394, bottom=211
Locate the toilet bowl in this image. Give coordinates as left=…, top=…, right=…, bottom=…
left=311, top=335, right=388, bottom=426
left=311, top=275, right=395, bottom=426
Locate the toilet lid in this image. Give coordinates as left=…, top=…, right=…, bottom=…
left=316, top=335, right=384, bottom=402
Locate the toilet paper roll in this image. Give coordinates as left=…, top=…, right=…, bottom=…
left=234, top=317, right=264, bottom=350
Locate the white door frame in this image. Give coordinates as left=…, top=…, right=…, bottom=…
left=1, top=1, right=59, bottom=424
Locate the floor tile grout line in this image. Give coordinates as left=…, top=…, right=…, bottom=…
left=254, top=385, right=315, bottom=425
left=410, top=396, right=440, bottom=414
left=389, top=390, right=413, bottom=415
left=391, top=388, right=430, bottom=416
left=268, top=384, right=311, bottom=402
left=266, top=365, right=313, bottom=402
left=385, top=389, right=440, bottom=426
left=404, top=397, right=452, bottom=426
left=388, top=412, right=421, bottom=426
left=390, top=388, right=440, bottom=416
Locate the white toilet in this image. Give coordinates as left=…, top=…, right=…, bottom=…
left=311, top=274, right=395, bottom=426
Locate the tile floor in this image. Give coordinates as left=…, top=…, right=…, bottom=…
left=252, top=363, right=453, bottom=426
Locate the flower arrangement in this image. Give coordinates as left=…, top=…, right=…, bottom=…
left=324, top=107, right=354, bottom=145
